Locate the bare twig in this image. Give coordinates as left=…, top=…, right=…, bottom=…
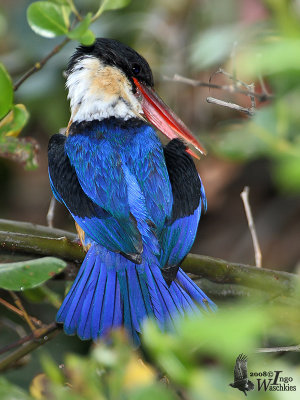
left=240, top=187, right=262, bottom=268
left=0, top=322, right=61, bottom=372
left=165, top=74, right=273, bottom=102
left=256, top=345, right=300, bottom=353
left=206, top=97, right=255, bottom=116
left=13, top=37, right=71, bottom=91
left=47, top=196, right=56, bottom=228
left=248, top=83, right=256, bottom=115
left=9, top=291, right=37, bottom=332
left=0, top=297, right=42, bottom=327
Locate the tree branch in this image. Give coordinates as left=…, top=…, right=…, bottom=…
left=0, top=322, right=61, bottom=372
left=206, top=96, right=255, bottom=116
left=0, top=219, right=298, bottom=299
left=165, top=73, right=273, bottom=102
left=256, top=345, right=300, bottom=353
left=13, top=37, right=70, bottom=92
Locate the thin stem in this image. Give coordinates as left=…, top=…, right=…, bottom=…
left=0, top=323, right=61, bottom=372
left=9, top=291, right=36, bottom=332
left=47, top=196, right=57, bottom=228
left=0, top=297, right=42, bottom=327
left=206, top=97, right=254, bottom=116
left=13, top=37, right=71, bottom=92
left=256, top=345, right=300, bottom=353
left=165, top=74, right=273, bottom=102
left=92, top=1, right=105, bottom=22
left=67, top=0, right=82, bottom=21
left=240, top=186, right=262, bottom=268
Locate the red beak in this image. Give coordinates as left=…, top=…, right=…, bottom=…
left=133, top=78, right=207, bottom=159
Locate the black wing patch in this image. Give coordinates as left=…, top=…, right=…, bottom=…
left=48, top=133, right=109, bottom=219
left=163, top=139, right=201, bottom=224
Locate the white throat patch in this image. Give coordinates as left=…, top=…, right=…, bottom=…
left=66, top=56, right=143, bottom=123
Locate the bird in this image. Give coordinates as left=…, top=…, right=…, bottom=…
left=48, top=38, right=216, bottom=344
left=229, top=354, right=255, bottom=396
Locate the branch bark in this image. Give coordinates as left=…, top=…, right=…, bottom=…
left=0, top=219, right=299, bottom=299
left=0, top=322, right=61, bottom=372
left=13, top=37, right=70, bottom=92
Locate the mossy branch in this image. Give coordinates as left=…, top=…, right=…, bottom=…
left=0, top=219, right=299, bottom=299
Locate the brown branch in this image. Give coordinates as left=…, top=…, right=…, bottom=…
left=0, top=219, right=299, bottom=298
left=13, top=37, right=70, bottom=91
left=0, top=230, right=84, bottom=262
left=0, top=322, right=61, bottom=372
left=9, top=291, right=37, bottom=332
left=0, top=218, right=77, bottom=240
left=0, top=297, right=42, bottom=327
left=165, top=73, right=273, bottom=102
left=182, top=254, right=299, bottom=297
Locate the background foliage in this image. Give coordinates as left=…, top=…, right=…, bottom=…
left=1, top=0, right=300, bottom=399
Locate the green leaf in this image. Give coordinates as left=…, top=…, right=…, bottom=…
left=98, top=0, right=131, bottom=14
left=78, top=29, right=95, bottom=45
left=190, top=25, right=242, bottom=70
left=27, top=1, right=71, bottom=38
left=0, top=63, right=13, bottom=119
left=67, top=13, right=95, bottom=45
left=0, top=104, right=29, bottom=137
left=274, top=154, right=300, bottom=192
left=0, top=257, right=67, bottom=290
left=0, top=377, right=31, bottom=400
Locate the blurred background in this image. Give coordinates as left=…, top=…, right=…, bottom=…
left=1, top=0, right=300, bottom=394
left=1, top=0, right=300, bottom=271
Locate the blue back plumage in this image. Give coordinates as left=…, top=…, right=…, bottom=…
left=49, top=118, right=216, bottom=345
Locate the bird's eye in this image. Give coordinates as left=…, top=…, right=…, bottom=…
left=131, top=63, right=141, bottom=76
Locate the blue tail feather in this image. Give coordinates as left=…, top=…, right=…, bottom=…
left=99, top=267, right=117, bottom=336
left=177, top=268, right=217, bottom=311
left=77, top=256, right=101, bottom=339
left=56, top=245, right=216, bottom=344
left=91, top=262, right=108, bottom=338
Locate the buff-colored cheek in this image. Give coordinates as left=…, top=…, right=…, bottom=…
left=89, top=65, right=132, bottom=101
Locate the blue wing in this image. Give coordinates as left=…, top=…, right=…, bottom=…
left=48, top=132, right=143, bottom=258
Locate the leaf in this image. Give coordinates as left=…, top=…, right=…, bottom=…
left=0, top=63, right=13, bottom=119
left=190, top=25, right=242, bottom=70
left=30, top=374, right=51, bottom=400
left=67, top=13, right=95, bottom=45
left=79, top=29, right=95, bottom=46
left=0, top=257, right=67, bottom=290
left=27, top=1, right=71, bottom=38
left=99, top=0, right=131, bottom=13
left=274, top=154, right=300, bottom=192
left=0, top=104, right=29, bottom=137
left=0, top=377, right=31, bottom=400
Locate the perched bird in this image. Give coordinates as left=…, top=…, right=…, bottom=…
left=230, top=354, right=255, bottom=396
left=48, top=38, right=216, bottom=344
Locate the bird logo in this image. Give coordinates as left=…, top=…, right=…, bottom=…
left=229, top=354, right=255, bottom=396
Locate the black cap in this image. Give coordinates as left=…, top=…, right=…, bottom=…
left=67, top=38, right=154, bottom=88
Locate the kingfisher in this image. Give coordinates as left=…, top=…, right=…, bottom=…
left=48, top=38, right=216, bottom=344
